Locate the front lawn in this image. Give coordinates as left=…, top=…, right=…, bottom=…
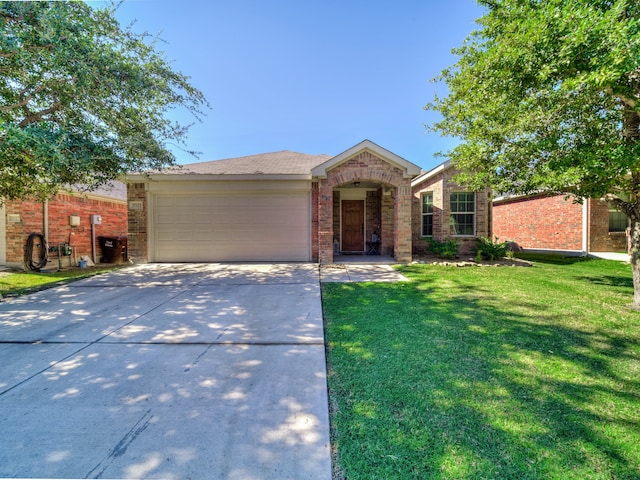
left=322, top=257, right=640, bottom=479
left=0, top=266, right=121, bottom=297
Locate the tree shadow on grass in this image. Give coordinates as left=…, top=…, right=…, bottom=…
left=514, top=254, right=591, bottom=265
left=574, top=275, right=633, bottom=289
left=323, top=277, right=640, bottom=480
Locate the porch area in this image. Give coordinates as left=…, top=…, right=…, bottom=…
left=312, top=141, right=420, bottom=264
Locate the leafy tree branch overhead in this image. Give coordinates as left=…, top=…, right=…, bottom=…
left=427, top=0, right=640, bottom=307
left=0, top=1, right=209, bottom=200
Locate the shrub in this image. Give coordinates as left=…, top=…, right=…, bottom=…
left=476, top=236, right=510, bottom=261
left=427, top=238, right=459, bottom=259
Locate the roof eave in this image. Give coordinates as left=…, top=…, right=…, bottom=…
left=411, top=159, right=452, bottom=187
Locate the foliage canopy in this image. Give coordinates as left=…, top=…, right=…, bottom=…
left=0, top=1, right=208, bottom=199
left=428, top=0, right=639, bottom=205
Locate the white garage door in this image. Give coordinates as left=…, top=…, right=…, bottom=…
left=152, top=192, right=310, bottom=262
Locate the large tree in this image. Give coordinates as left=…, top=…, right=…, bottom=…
left=0, top=1, right=208, bottom=199
left=427, top=0, right=640, bottom=306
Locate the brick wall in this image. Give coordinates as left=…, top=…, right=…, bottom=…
left=366, top=189, right=381, bottom=243
left=5, top=193, right=127, bottom=268
left=317, top=181, right=334, bottom=262
left=317, top=151, right=412, bottom=262
left=126, top=183, right=148, bottom=263
left=493, top=193, right=583, bottom=251
left=588, top=198, right=627, bottom=252
left=394, top=185, right=413, bottom=262
left=412, top=165, right=492, bottom=256
left=311, top=182, right=319, bottom=261
left=332, top=190, right=341, bottom=248
left=380, top=188, right=395, bottom=256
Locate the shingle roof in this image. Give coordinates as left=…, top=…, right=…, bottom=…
left=88, top=181, right=127, bottom=199
left=165, top=151, right=332, bottom=175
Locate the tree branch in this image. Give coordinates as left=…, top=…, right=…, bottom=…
left=0, top=84, right=48, bottom=113
left=18, top=101, right=63, bottom=127
left=603, top=193, right=636, bottom=218
left=605, top=85, right=637, bottom=109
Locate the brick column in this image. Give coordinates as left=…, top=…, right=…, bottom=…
left=127, top=183, right=148, bottom=263
left=381, top=191, right=394, bottom=256
left=394, top=181, right=413, bottom=263
left=318, top=180, right=334, bottom=263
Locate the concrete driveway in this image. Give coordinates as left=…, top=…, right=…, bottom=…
left=0, top=263, right=330, bottom=479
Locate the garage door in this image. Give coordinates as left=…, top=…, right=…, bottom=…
left=152, top=192, right=310, bottom=262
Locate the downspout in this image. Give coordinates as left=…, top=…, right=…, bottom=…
left=91, top=220, right=97, bottom=264
left=43, top=199, right=49, bottom=242
left=582, top=198, right=589, bottom=256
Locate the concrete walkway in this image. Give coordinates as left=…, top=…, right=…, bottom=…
left=320, top=263, right=409, bottom=283
left=588, top=252, right=630, bottom=262
left=0, top=263, right=330, bottom=479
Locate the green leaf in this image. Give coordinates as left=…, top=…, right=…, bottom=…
left=0, top=1, right=210, bottom=200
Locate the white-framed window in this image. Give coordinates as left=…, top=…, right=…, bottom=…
left=450, top=192, right=475, bottom=236
left=422, top=193, right=433, bottom=236
left=609, top=196, right=628, bottom=233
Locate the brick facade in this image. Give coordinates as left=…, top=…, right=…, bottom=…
left=493, top=193, right=628, bottom=253
left=411, top=165, right=492, bottom=256
left=381, top=187, right=395, bottom=256
left=315, top=151, right=413, bottom=263
left=332, top=190, right=341, bottom=252
left=366, top=189, right=381, bottom=247
left=125, top=144, right=493, bottom=264
left=4, top=193, right=127, bottom=269
left=310, top=182, right=319, bottom=261
left=126, top=183, right=148, bottom=263
left=589, top=198, right=627, bottom=252
left=493, top=194, right=583, bottom=251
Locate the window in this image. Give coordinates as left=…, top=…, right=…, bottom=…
left=422, top=193, right=433, bottom=236
left=450, top=192, right=475, bottom=236
left=609, top=200, right=628, bottom=233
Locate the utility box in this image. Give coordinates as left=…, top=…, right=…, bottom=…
left=98, top=236, right=127, bottom=263
left=91, top=214, right=102, bottom=225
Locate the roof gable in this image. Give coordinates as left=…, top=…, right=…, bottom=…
left=311, top=140, right=422, bottom=178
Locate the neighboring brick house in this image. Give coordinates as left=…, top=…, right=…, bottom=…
left=493, top=193, right=628, bottom=254
left=126, top=140, right=492, bottom=263
left=0, top=182, right=128, bottom=269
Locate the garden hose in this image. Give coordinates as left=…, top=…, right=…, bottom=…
left=24, top=232, right=49, bottom=271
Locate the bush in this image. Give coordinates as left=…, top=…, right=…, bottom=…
left=476, top=237, right=510, bottom=261
left=427, top=238, right=459, bottom=259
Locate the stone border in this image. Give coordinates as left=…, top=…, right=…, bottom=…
left=412, top=256, right=532, bottom=268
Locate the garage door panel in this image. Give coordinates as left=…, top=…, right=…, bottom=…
left=153, top=192, right=310, bottom=262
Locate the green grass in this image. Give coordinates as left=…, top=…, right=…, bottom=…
left=0, top=267, right=121, bottom=297
left=322, top=258, right=640, bottom=479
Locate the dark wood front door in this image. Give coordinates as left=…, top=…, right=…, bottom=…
left=342, top=200, right=364, bottom=252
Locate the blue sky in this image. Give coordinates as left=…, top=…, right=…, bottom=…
left=103, top=0, right=484, bottom=171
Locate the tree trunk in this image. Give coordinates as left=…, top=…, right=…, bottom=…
left=629, top=216, right=640, bottom=309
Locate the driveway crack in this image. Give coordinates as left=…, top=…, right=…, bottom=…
left=184, top=343, right=215, bottom=372
left=85, top=408, right=154, bottom=479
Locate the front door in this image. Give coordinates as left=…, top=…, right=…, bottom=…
left=342, top=200, right=364, bottom=252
